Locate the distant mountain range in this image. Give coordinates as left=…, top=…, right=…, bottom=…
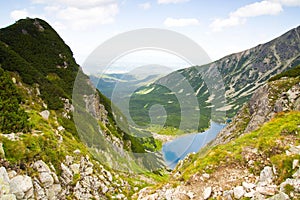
left=129, top=25, right=300, bottom=131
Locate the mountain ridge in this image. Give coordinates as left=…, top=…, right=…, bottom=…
left=129, top=25, right=300, bottom=131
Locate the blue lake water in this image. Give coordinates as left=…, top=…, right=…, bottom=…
left=162, top=121, right=226, bottom=169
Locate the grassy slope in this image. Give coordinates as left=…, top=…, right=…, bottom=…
left=179, top=111, right=300, bottom=182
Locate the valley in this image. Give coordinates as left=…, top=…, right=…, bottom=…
left=0, top=18, right=299, bottom=200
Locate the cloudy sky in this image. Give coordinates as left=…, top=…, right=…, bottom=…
left=1, top=0, right=300, bottom=72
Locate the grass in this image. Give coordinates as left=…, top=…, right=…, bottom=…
left=147, top=125, right=187, bottom=136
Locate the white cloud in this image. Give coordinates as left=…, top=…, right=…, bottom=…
left=232, top=1, right=283, bottom=18
left=158, top=0, right=189, bottom=4
left=32, top=0, right=116, bottom=8
left=139, top=2, right=151, bottom=10
left=210, top=17, right=246, bottom=32
left=272, top=0, right=300, bottom=6
left=164, top=17, right=199, bottom=27
left=31, top=0, right=119, bottom=30
left=210, top=1, right=283, bottom=32
left=10, top=9, right=44, bottom=21
left=57, top=4, right=118, bottom=29
left=10, top=9, right=29, bottom=20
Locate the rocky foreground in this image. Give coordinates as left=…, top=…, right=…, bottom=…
left=137, top=145, right=300, bottom=200
left=0, top=151, right=132, bottom=200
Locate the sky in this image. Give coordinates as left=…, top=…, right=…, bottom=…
left=1, top=0, right=300, bottom=73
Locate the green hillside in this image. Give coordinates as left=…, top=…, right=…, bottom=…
left=129, top=26, right=300, bottom=132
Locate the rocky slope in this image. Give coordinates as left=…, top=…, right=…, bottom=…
left=0, top=18, right=162, bottom=199
left=137, top=69, right=300, bottom=199
left=130, top=25, right=300, bottom=131
left=212, top=69, right=300, bottom=146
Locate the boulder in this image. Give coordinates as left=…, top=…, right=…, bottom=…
left=60, top=163, right=73, bottom=185
left=1, top=194, right=17, bottom=200
left=9, top=175, right=33, bottom=199
left=33, top=160, right=54, bottom=187
left=40, top=110, right=50, bottom=120
left=292, top=159, right=299, bottom=169
left=39, top=172, right=54, bottom=187
left=292, top=167, right=300, bottom=179
left=223, top=190, right=233, bottom=200
left=203, top=186, right=212, bottom=200
left=268, top=192, right=290, bottom=200
left=280, top=178, right=300, bottom=193
left=259, top=166, right=274, bottom=185
left=0, top=143, right=5, bottom=158
left=0, top=168, right=10, bottom=195
left=70, top=164, right=80, bottom=174
left=256, top=185, right=277, bottom=196
left=233, top=186, right=245, bottom=199
left=0, top=167, right=10, bottom=183
left=242, top=182, right=256, bottom=190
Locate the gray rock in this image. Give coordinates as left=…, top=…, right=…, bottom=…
left=65, top=155, right=74, bottom=165
left=233, top=186, right=245, bottom=199
left=256, top=185, right=277, bottom=196
left=251, top=191, right=265, bottom=200
left=223, top=190, right=233, bottom=200
left=280, top=178, right=300, bottom=193
left=289, top=145, right=300, bottom=155
left=39, top=172, right=54, bottom=187
left=57, top=126, right=65, bottom=132
left=259, top=166, right=274, bottom=185
left=73, top=149, right=81, bottom=154
left=0, top=143, right=5, bottom=158
left=45, top=184, right=61, bottom=200
left=203, top=186, right=212, bottom=200
left=70, top=163, right=80, bottom=174
left=61, top=163, right=73, bottom=185
left=292, top=167, right=300, bottom=179
left=0, top=167, right=10, bottom=183
left=7, top=170, right=17, bottom=179
left=244, top=191, right=256, bottom=198
left=9, top=175, right=33, bottom=199
left=0, top=168, right=10, bottom=195
left=33, top=160, right=54, bottom=187
left=115, top=194, right=126, bottom=199
left=40, top=110, right=50, bottom=120
left=202, top=173, right=210, bottom=179
left=1, top=194, right=17, bottom=200
left=268, top=192, right=290, bottom=200
left=101, top=183, right=109, bottom=193
left=33, top=179, right=46, bottom=200
left=243, top=182, right=256, bottom=190
left=292, top=159, right=299, bottom=169
left=84, top=166, right=93, bottom=175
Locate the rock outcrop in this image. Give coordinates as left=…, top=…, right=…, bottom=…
left=0, top=154, right=131, bottom=200
left=212, top=78, right=300, bottom=146
left=138, top=153, right=300, bottom=200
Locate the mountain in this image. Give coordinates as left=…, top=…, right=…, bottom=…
left=90, top=72, right=163, bottom=99
left=0, top=18, right=164, bottom=199
left=137, top=65, right=300, bottom=200
left=1, top=18, right=299, bottom=200
left=130, top=26, right=300, bottom=131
